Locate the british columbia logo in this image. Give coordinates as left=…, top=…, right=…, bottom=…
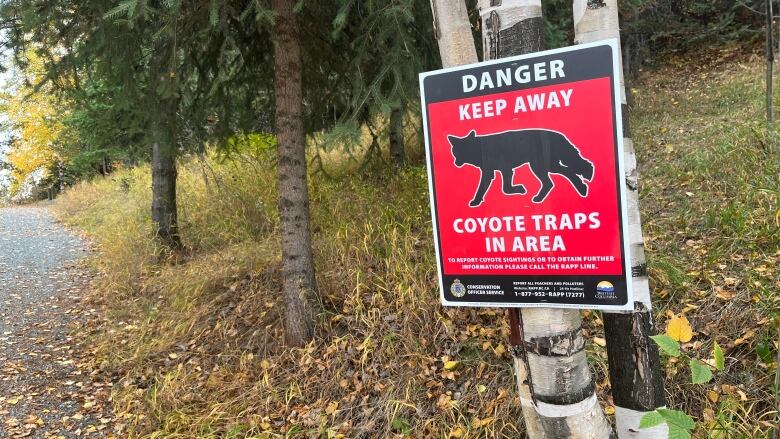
left=595, top=281, right=616, bottom=299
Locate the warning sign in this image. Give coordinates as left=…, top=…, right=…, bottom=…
left=420, top=40, right=632, bottom=309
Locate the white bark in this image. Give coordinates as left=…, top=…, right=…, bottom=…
left=430, top=0, right=478, bottom=68
left=521, top=309, right=613, bottom=438
left=573, top=2, right=667, bottom=437
left=478, top=2, right=612, bottom=438
left=615, top=407, right=668, bottom=438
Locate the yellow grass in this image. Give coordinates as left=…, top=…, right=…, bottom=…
left=53, top=56, right=779, bottom=438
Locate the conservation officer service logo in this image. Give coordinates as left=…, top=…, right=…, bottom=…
left=450, top=279, right=467, bottom=298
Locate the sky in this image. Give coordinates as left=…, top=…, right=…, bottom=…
left=0, top=29, right=15, bottom=192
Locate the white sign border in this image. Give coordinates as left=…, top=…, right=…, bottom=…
left=419, top=39, right=634, bottom=311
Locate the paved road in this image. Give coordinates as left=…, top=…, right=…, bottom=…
left=0, top=206, right=114, bottom=438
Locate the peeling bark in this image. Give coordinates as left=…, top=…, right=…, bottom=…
left=573, top=1, right=666, bottom=437
left=479, top=1, right=612, bottom=437
left=272, top=0, right=318, bottom=347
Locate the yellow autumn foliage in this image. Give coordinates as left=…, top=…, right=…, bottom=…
left=3, top=51, right=68, bottom=194
left=665, top=314, right=694, bottom=343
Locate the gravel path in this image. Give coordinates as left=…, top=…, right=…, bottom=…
left=0, top=206, right=115, bottom=438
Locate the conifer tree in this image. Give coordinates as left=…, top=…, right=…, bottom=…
left=332, top=0, right=439, bottom=166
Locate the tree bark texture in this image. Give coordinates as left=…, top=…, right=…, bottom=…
left=573, top=1, right=667, bottom=437
left=480, top=1, right=612, bottom=437
left=429, top=0, right=478, bottom=68
left=767, top=0, right=775, bottom=127
left=272, top=0, right=318, bottom=347
left=389, top=105, right=405, bottom=167
left=150, top=45, right=181, bottom=250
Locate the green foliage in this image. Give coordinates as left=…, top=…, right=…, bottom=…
left=537, top=0, right=768, bottom=73
left=638, top=410, right=664, bottom=428
left=713, top=341, right=725, bottom=371
left=756, top=340, right=774, bottom=364
left=542, top=0, right=572, bottom=49
left=390, top=416, right=411, bottom=434
left=331, top=0, right=439, bottom=129
left=640, top=409, right=695, bottom=439
left=651, top=334, right=681, bottom=357
left=690, top=360, right=714, bottom=384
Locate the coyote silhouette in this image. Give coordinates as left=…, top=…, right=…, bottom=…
left=448, top=129, right=594, bottom=206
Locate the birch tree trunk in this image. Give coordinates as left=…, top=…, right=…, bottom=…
left=272, top=0, right=318, bottom=347
left=573, top=1, right=667, bottom=437
left=429, top=0, right=478, bottom=68
left=479, top=2, right=613, bottom=437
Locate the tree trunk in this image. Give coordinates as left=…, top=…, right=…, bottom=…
left=479, top=2, right=613, bottom=437
left=389, top=105, right=405, bottom=167
left=429, top=0, right=478, bottom=67
left=150, top=45, right=181, bottom=250
left=151, top=120, right=180, bottom=249
left=272, top=0, right=318, bottom=347
left=767, top=0, right=775, bottom=129
left=573, top=1, right=667, bottom=437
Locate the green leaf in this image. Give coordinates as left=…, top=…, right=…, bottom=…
left=667, top=424, right=692, bottom=439
left=657, top=408, right=695, bottom=431
left=756, top=341, right=774, bottom=363
left=391, top=417, right=410, bottom=434
left=713, top=341, right=724, bottom=371
left=690, top=359, right=713, bottom=384
left=639, top=411, right=664, bottom=429
left=651, top=334, right=681, bottom=357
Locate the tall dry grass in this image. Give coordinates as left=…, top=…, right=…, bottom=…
left=55, top=146, right=525, bottom=438
left=53, top=56, right=780, bottom=438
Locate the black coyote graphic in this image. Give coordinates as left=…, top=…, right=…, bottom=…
left=448, top=129, right=594, bottom=206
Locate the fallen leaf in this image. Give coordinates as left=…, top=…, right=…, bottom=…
left=450, top=427, right=465, bottom=438
left=471, top=417, right=495, bottom=428
left=666, top=314, right=693, bottom=342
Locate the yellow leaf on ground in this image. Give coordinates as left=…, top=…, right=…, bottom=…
left=666, top=314, right=693, bottom=342
left=443, top=360, right=460, bottom=371
left=449, top=427, right=465, bottom=438
left=471, top=417, right=495, bottom=428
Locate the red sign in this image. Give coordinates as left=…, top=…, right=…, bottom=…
left=420, top=40, right=632, bottom=309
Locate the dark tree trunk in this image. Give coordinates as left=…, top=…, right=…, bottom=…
left=150, top=45, right=181, bottom=250
left=767, top=0, right=775, bottom=128
left=574, top=2, right=666, bottom=436
left=389, top=105, right=405, bottom=167
left=272, top=0, right=318, bottom=347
